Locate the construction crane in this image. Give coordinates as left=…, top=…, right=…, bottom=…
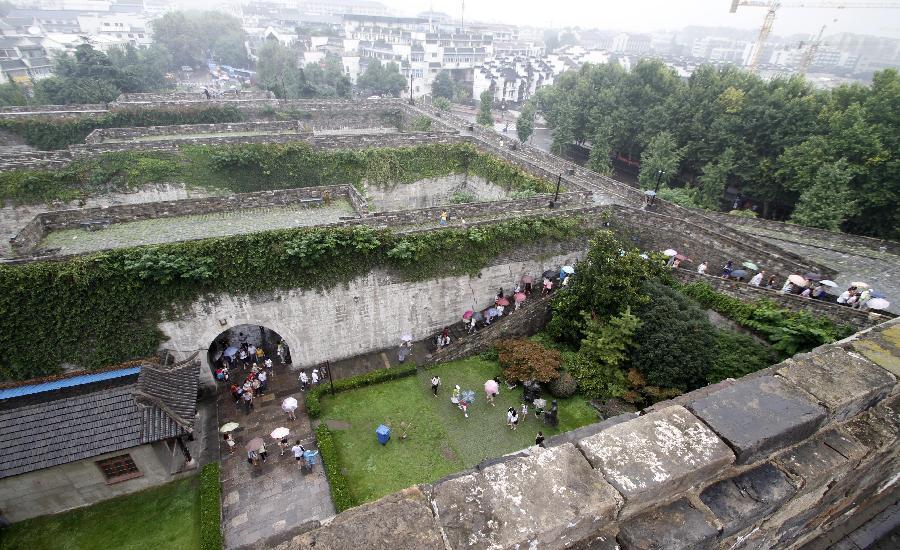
left=730, top=1, right=900, bottom=71
left=798, top=25, right=827, bottom=75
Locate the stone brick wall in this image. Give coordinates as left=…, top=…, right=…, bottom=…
left=83, top=120, right=313, bottom=144
left=9, top=185, right=364, bottom=254
left=115, top=91, right=275, bottom=103
left=0, top=104, right=108, bottom=118
left=0, top=150, right=75, bottom=171
left=282, top=317, right=900, bottom=550
left=699, top=209, right=900, bottom=256
left=673, top=268, right=893, bottom=330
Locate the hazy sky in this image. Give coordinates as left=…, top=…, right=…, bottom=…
left=383, top=0, right=900, bottom=39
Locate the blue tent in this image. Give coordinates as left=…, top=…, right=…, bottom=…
left=376, top=424, right=391, bottom=445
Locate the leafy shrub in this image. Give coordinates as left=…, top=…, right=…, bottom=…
left=449, top=190, right=477, bottom=204
left=547, top=371, right=578, bottom=398
left=433, top=97, right=451, bottom=111
left=509, top=189, right=538, bottom=200
left=316, top=424, right=356, bottom=512
left=631, top=280, right=719, bottom=391
left=199, top=463, right=222, bottom=550
left=728, top=209, right=758, bottom=218
left=563, top=351, right=627, bottom=398
left=410, top=116, right=433, bottom=131
left=677, top=281, right=853, bottom=359
left=478, top=346, right=499, bottom=362
left=497, top=339, right=561, bottom=383
left=307, top=363, right=418, bottom=419
left=708, top=330, right=776, bottom=384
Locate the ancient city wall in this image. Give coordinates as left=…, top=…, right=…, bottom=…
left=673, top=268, right=892, bottom=330
left=83, top=120, right=313, bottom=144
left=281, top=317, right=900, bottom=550
left=8, top=185, right=367, bottom=254
left=698, top=209, right=900, bottom=256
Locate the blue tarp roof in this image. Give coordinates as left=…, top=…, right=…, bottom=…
left=0, top=367, right=141, bottom=400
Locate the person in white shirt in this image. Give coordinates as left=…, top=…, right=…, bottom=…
left=311, top=369, right=320, bottom=385
left=299, top=370, right=309, bottom=390
left=264, top=357, right=274, bottom=375
left=749, top=271, right=765, bottom=287
left=291, top=441, right=306, bottom=466
left=697, top=262, right=707, bottom=275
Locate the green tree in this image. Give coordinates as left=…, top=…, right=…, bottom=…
left=151, top=11, right=248, bottom=69
left=638, top=131, right=681, bottom=188
left=256, top=41, right=303, bottom=98
left=543, top=29, right=560, bottom=52
left=433, top=96, right=450, bottom=111
left=550, top=99, right=575, bottom=155
left=631, top=281, right=719, bottom=391
left=587, top=126, right=613, bottom=175
left=696, top=148, right=735, bottom=209
left=516, top=103, right=535, bottom=143
left=563, top=351, right=627, bottom=398
left=789, top=159, right=856, bottom=231
left=432, top=71, right=455, bottom=100
left=358, top=60, right=407, bottom=97
left=476, top=89, right=494, bottom=126
left=0, top=81, right=29, bottom=107
left=547, top=231, right=666, bottom=345
left=568, top=308, right=642, bottom=398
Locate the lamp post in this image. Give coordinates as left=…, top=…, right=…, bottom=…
left=549, top=173, right=562, bottom=208
left=408, top=71, right=414, bottom=105
left=653, top=169, right=665, bottom=194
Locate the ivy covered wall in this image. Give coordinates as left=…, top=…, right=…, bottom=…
left=0, top=216, right=582, bottom=382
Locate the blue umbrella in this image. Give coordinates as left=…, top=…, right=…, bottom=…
left=460, top=390, right=475, bottom=404
left=223, top=346, right=239, bottom=357
left=871, top=291, right=887, bottom=299
left=487, top=307, right=500, bottom=318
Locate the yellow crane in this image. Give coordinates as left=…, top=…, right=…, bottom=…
left=730, top=1, right=900, bottom=71
left=798, top=24, right=827, bottom=75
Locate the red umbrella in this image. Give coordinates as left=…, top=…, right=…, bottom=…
left=462, top=310, right=474, bottom=320
left=496, top=297, right=510, bottom=306
left=521, top=275, right=534, bottom=284
left=514, top=292, right=526, bottom=302
left=674, top=254, right=691, bottom=261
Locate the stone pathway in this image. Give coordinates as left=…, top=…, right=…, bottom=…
left=37, top=201, right=355, bottom=255
left=217, top=363, right=334, bottom=550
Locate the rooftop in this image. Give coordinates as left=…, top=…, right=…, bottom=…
left=0, top=354, right=201, bottom=479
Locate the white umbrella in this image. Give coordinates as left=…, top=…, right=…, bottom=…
left=561, top=265, right=575, bottom=274
left=219, top=422, right=239, bottom=433
left=866, top=298, right=890, bottom=311
left=851, top=282, right=870, bottom=289
left=281, top=397, right=298, bottom=412
left=271, top=427, right=290, bottom=439
left=401, top=333, right=413, bottom=342
left=820, top=280, right=838, bottom=287
left=663, top=249, right=678, bottom=257
left=788, top=274, right=807, bottom=286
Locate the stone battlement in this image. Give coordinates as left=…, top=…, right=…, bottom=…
left=282, top=317, right=900, bottom=550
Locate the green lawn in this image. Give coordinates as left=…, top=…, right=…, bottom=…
left=0, top=475, right=200, bottom=550
left=320, top=358, right=598, bottom=504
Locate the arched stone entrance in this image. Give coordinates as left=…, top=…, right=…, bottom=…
left=206, top=324, right=290, bottom=376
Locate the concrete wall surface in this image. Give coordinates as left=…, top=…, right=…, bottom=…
left=278, top=317, right=900, bottom=550
left=0, top=441, right=181, bottom=522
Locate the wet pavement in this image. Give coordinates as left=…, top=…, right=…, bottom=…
left=216, top=362, right=333, bottom=550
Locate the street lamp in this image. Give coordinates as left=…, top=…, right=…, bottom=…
left=653, top=169, right=666, bottom=195
left=549, top=173, right=562, bottom=208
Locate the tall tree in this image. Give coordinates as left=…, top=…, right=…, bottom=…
left=256, top=41, right=303, bottom=99
left=516, top=103, right=535, bottom=143
left=696, top=148, right=735, bottom=209
left=151, top=11, right=248, bottom=69
left=476, top=89, right=493, bottom=126
left=789, top=159, right=856, bottom=231
left=638, top=131, right=681, bottom=188
left=432, top=71, right=455, bottom=100
left=358, top=60, right=406, bottom=97
left=587, top=126, right=613, bottom=175
left=550, top=99, right=575, bottom=155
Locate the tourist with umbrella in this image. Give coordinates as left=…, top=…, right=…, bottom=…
left=271, top=427, right=291, bottom=455
left=246, top=437, right=264, bottom=467
left=514, top=291, right=526, bottom=311
left=721, top=260, right=734, bottom=278
left=521, top=275, right=534, bottom=295
left=485, top=307, right=500, bottom=325
left=837, top=286, right=858, bottom=304
left=729, top=269, right=748, bottom=281
left=459, top=390, right=475, bottom=418
left=484, top=378, right=499, bottom=406
left=749, top=270, right=765, bottom=287
left=282, top=397, right=298, bottom=421
left=865, top=298, right=890, bottom=312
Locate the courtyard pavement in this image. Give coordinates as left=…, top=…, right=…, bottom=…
left=216, top=362, right=333, bottom=550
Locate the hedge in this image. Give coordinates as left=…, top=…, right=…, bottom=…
left=199, top=463, right=222, bottom=550
left=0, top=106, right=244, bottom=150
left=316, top=424, right=356, bottom=512
left=0, top=142, right=557, bottom=205
left=307, top=363, right=418, bottom=419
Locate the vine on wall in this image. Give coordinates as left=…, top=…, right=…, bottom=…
left=0, top=142, right=557, bottom=204
left=0, top=216, right=582, bottom=381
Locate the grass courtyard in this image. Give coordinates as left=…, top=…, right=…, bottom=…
left=320, top=358, right=598, bottom=505
left=0, top=475, right=200, bottom=550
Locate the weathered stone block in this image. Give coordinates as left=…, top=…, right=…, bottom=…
left=617, top=498, right=718, bottom=550
left=432, top=443, right=621, bottom=550
left=565, top=528, right=620, bottom=550
left=699, top=462, right=796, bottom=537
left=775, top=428, right=868, bottom=488
left=848, top=323, right=900, bottom=378
left=287, top=486, right=442, bottom=550
left=577, top=405, right=734, bottom=513
left=777, top=348, right=895, bottom=422
left=687, top=375, right=826, bottom=465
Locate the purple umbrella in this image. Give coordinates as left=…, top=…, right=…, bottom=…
left=462, top=310, right=474, bottom=320
left=487, top=307, right=500, bottom=318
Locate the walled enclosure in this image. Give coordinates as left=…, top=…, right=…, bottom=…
left=279, top=317, right=900, bottom=550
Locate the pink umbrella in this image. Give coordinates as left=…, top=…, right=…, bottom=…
left=496, top=297, right=510, bottom=306
left=484, top=379, right=499, bottom=395
left=514, top=292, right=526, bottom=302
left=521, top=275, right=534, bottom=284
left=462, top=310, right=474, bottom=320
